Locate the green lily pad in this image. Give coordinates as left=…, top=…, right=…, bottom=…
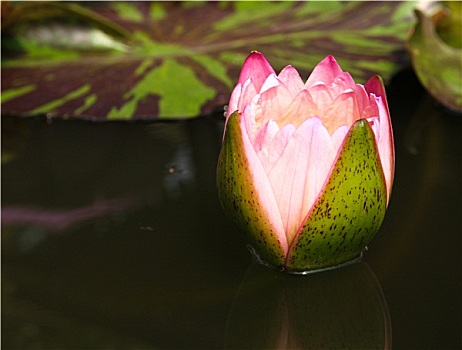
left=2, top=1, right=417, bottom=120
left=407, top=5, right=462, bottom=112
left=436, top=1, right=462, bottom=49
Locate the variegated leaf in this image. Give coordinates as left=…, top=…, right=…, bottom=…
left=2, top=1, right=416, bottom=120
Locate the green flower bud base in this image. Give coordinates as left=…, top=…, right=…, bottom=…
left=285, top=119, right=387, bottom=272
left=247, top=244, right=365, bottom=275
left=217, top=114, right=387, bottom=274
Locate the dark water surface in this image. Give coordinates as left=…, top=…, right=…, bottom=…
left=2, top=70, right=461, bottom=349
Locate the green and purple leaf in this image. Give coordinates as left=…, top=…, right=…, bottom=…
left=2, top=1, right=417, bottom=120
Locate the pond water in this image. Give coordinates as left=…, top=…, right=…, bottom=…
left=2, top=69, right=461, bottom=349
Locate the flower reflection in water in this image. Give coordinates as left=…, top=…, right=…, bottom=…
left=225, top=261, right=391, bottom=349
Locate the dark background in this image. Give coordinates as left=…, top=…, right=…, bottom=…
left=2, top=68, right=461, bottom=349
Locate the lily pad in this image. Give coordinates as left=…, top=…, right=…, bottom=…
left=2, top=1, right=417, bottom=120
left=407, top=5, right=462, bottom=112
left=436, top=1, right=462, bottom=49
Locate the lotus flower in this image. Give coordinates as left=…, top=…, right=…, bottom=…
left=217, top=52, right=394, bottom=273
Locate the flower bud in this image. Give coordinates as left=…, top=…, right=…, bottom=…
left=217, top=52, right=394, bottom=273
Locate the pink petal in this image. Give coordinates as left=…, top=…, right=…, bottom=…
left=253, top=119, right=280, bottom=154
left=351, top=84, right=379, bottom=119
left=266, top=117, right=338, bottom=245
left=243, top=104, right=259, bottom=144
left=260, top=74, right=280, bottom=93
left=267, top=124, right=296, bottom=168
left=254, top=83, right=293, bottom=126
left=239, top=111, right=288, bottom=253
left=278, top=89, right=319, bottom=128
left=238, top=51, right=276, bottom=92
left=363, top=93, right=379, bottom=119
left=329, top=71, right=356, bottom=97
left=237, top=77, right=258, bottom=116
left=226, top=82, right=242, bottom=119
left=306, top=55, right=343, bottom=87
left=367, top=116, right=380, bottom=144
left=322, top=90, right=360, bottom=134
left=331, top=125, right=349, bottom=150
left=307, top=83, right=333, bottom=116
left=256, top=123, right=296, bottom=174
left=277, top=65, right=306, bottom=98
left=365, top=76, right=394, bottom=202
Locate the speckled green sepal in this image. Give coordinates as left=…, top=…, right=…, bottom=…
left=286, top=119, right=387, bottom=272
left=217, top=112, right=286, bottom=268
